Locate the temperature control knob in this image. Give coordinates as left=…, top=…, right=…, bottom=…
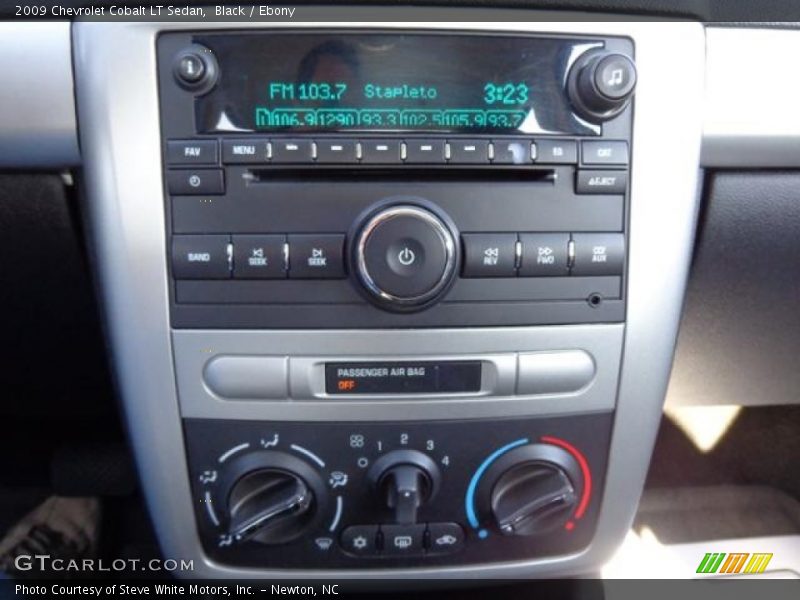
left=483, top=443, right=583, bottom=536
left=350, top=201, right=459, bottom=312
left=567, top=50, right=637, bottom=123
left=222, top=451, right=327, bottom=545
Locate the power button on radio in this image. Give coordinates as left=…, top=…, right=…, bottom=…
left=352, top=204, right=459, bottom=312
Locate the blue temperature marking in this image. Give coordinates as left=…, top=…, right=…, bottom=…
left=465, top=438, right=529, bottom=530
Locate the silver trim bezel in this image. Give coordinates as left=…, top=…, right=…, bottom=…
left=355, top=205, right=457, bottom=306
left=74, top=14, right=705, bottom=580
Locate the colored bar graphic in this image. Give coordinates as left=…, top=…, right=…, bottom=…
left=720, top=553, right=749, bottom=574
left=744, top=553, right=773, bottom=574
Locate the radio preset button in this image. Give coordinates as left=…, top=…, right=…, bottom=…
left=581, top=141, right=629, bottom=166
left=519, top=233, right=570, bottom=277
left=171, top=234, right=230, bottom=280
left=492, top=139, right=533, bottom=164
left=534, top=139, right=578, bottom=164
left=232, top=234, right=286, bottom=279
left=287, top=234, right=345, bottom=279
left=462, top=233, right=518, bottom=278
left=272, top=140, right=314, bottom=163
left=576, top=170, right=628, bottom=194
left=222, top=139, right=270, bottom=164
left=405, top=140, right=446, bottom=164
left=166, top=140, right=218, bottom=165
left=448, top=140, right=490, bottom=164
left=360, top=140, right=403, bottom=164
left=316, top=139, right=358, bottom=163
left=571, top=233, right=625, bottom=276
left=166, top=168, right=225, bottom=195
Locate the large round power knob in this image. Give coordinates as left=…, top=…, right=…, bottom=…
left=351, top=202, right=459, bottom=312
left=568, top=50, right=637, bottom=122
left=485, top=444, right=583, bottom=536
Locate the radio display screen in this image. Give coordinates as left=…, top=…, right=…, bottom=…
left=194, top=33, right=601, bottom=135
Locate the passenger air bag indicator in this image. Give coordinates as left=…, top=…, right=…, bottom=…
left=325, top=361, right=482, bottom=395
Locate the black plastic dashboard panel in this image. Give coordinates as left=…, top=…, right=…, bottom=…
left=184, top=413, right=611, bottom=569
left=667, top=171, right=800, bottom=407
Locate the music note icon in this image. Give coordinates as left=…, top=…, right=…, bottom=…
left=607, top=68, right=624, bottom=87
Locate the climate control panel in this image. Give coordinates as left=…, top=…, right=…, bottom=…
left=184, top=414, right=611, bottom=568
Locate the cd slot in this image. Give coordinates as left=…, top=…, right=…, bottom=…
left=246, top=167, right=557, bottom=184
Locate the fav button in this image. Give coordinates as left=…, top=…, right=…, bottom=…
left=340, top=525, right=380, bottom=557
left=232, top=234, right=286, bottom=279
left=461, top=233, right=518, bottom=278
left=519, top=233, right=570, bottom=277
left=426, top=522, right=465, bottom=555
left=381, top=524, right=426, bottom=557
left=288, top=234, right=345, bottom=279
left=166, top=140, right=218, bottom=165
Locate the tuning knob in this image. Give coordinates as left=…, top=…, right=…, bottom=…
left=222, top=451, right=326, bottom=545
left=567, top=50, right=637, bottom=123
left=484, top=443, right=583, bottom=536
left=350, top=200, right=459, bottom=312
left=368, top=450, right=441, bottom=523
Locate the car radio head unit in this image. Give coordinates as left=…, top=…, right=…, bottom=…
left=159, top=30, right=635, bottom=329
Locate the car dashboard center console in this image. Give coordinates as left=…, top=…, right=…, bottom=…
left=73, top=13, right=704, bottom=579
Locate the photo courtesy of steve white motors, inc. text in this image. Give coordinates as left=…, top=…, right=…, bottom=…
left=39, top=4, right=298, bottom=18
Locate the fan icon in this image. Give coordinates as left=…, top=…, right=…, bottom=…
left=352, top=536, right=368, bottom=550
